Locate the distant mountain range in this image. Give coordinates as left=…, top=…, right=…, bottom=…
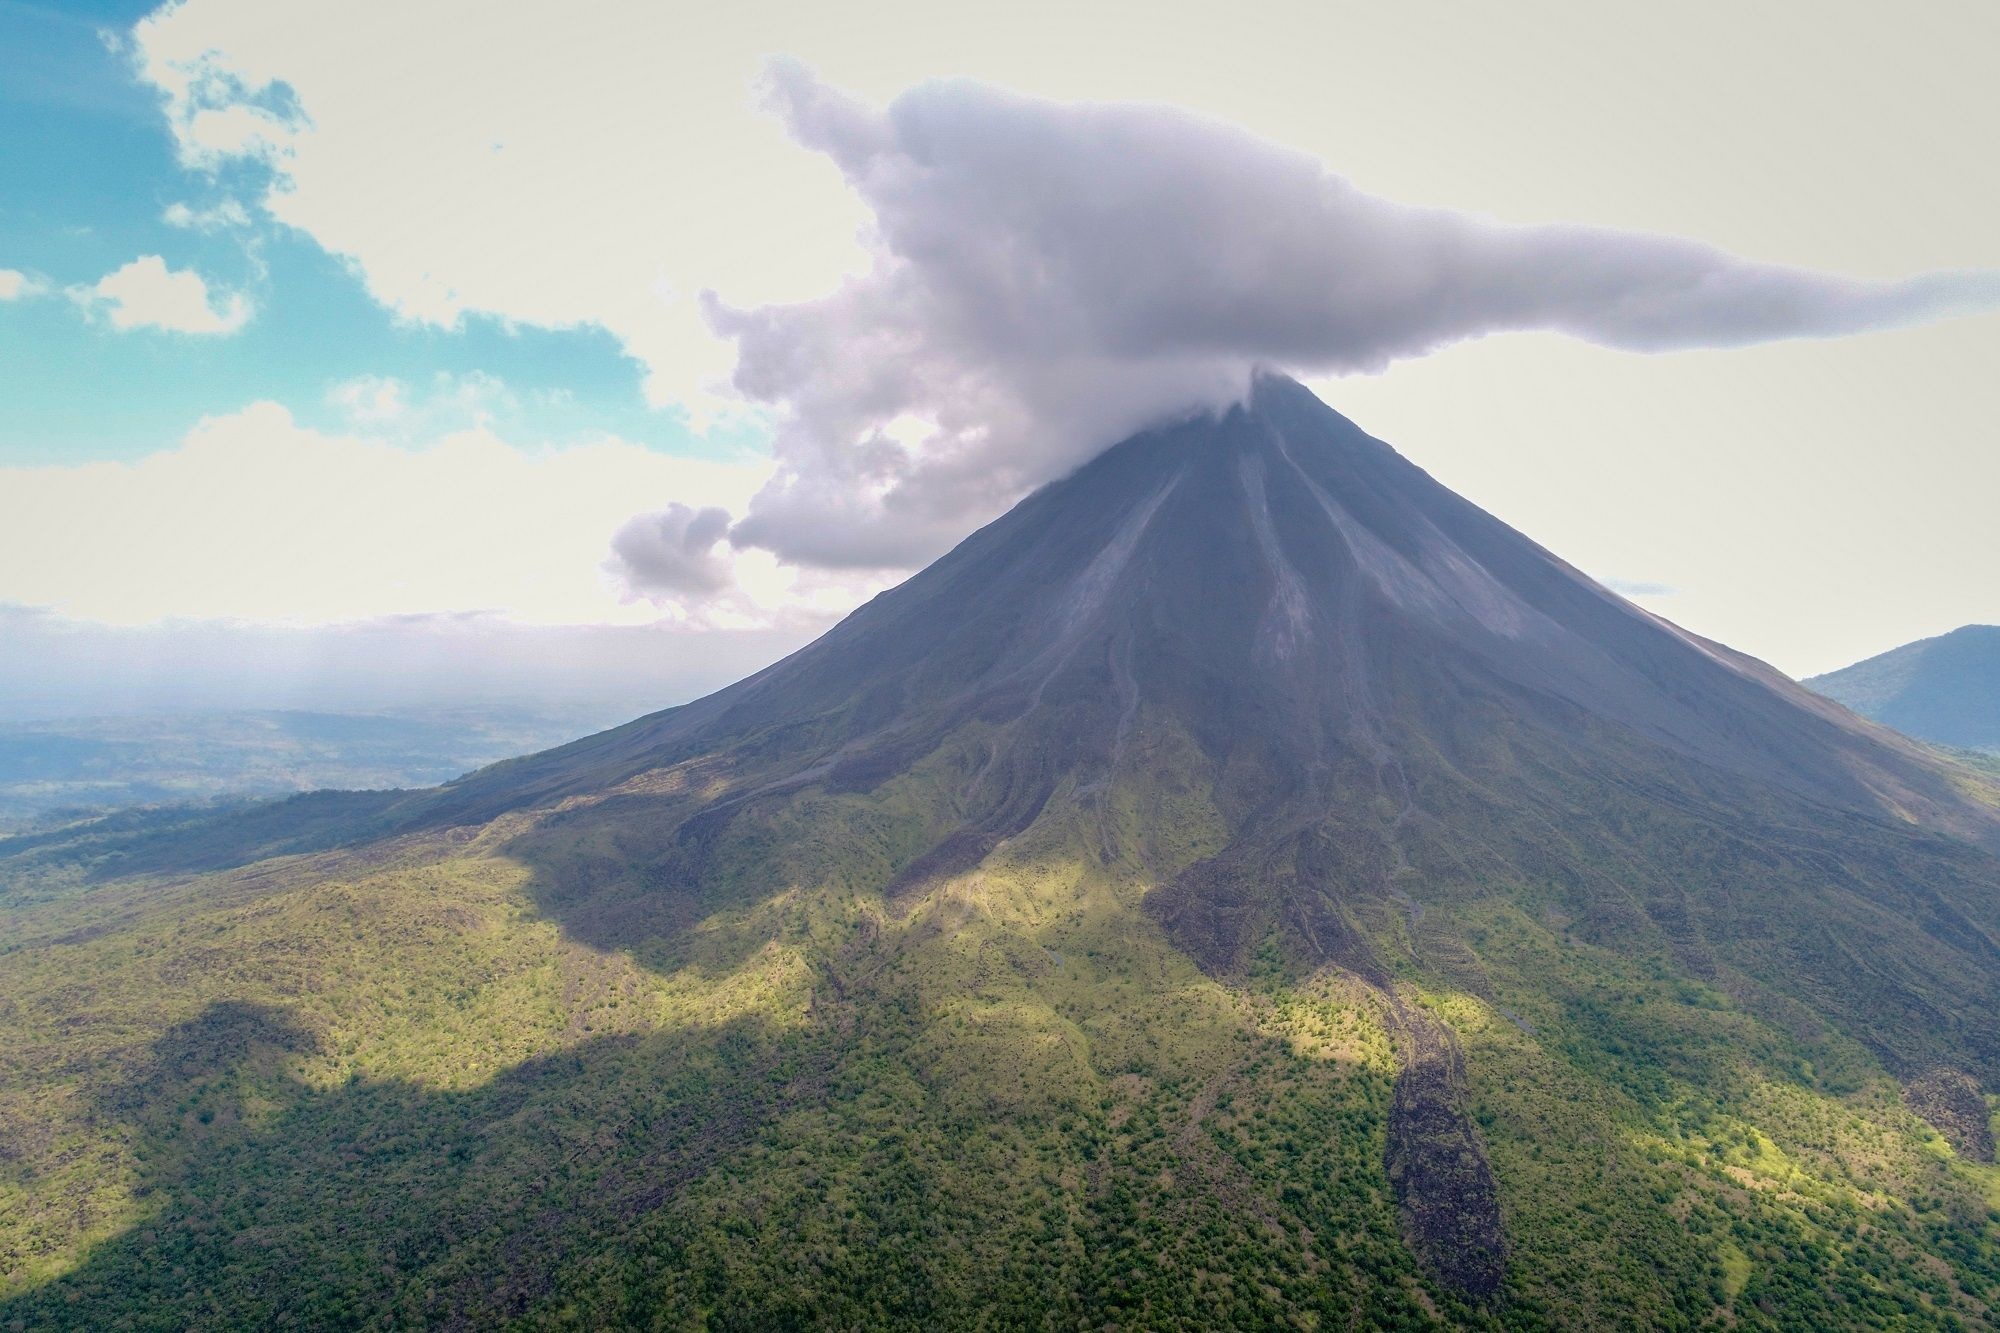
left=1808, top=624, right=2000, bottom=753
left=5, top=377, right=1998, bottom=1329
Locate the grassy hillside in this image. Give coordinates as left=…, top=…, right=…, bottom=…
left=3, top=716, right=1997, bottom=1330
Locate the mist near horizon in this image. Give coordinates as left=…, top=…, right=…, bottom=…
left=0, top=607, right=818, bottom=724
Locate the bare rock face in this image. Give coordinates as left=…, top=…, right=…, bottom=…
left=1905, top=1067, right=1997, bottom=1162
left=1385, top=1010, right=1506, bottom=1301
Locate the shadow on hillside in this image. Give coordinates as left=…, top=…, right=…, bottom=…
left=0, top=998, right=834, bottom=1330
left=496, top=787, right=764, bottom=965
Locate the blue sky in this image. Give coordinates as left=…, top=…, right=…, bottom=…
left=0, top=0, right=710, bottom=465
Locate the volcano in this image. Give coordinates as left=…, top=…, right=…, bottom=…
left=7, top=376, right=2000, bottom=1328
left=433, top=375, right=2000, bottom=848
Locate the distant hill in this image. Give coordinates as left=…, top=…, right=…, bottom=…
left=1807, top=625, right=2000, bottom=751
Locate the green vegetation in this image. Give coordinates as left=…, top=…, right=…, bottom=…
left=2, top=715, right=1997, bottom=1330
left=0, top=765, right=1435, bottom=1328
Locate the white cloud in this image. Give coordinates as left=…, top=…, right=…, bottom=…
left=74, top=255, right=252, bottom=334
left=712, top=67, right=2000, bottom=567
left=323, top=371, right=517, bottom=435
left=326, top=374, right=410, bottom=426
left=130, top=0, right=872, bottom=420
left=0, top=404, right=822, bottom=627
left=163, top=198, right=253, bottom=230
left=606, top=505, right=735, bottom=595
left=0, top=269, right=48, bottom=301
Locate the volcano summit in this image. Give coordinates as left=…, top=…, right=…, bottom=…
left=5, top=378, right=1999, bottom=1328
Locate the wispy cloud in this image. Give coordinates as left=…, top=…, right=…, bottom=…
left=323, top=371, right=516, bottom=435
left=162, top=198, right=252, bottom=231
left=0, top=269, right=50, bottom=301
left=1601, top=578, right=1678, bottom=598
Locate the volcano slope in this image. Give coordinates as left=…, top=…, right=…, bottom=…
left=5, top=376, right=2000, bottom=1330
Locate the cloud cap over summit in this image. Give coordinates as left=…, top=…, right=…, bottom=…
left=714, top=64, right=2000, bottom=569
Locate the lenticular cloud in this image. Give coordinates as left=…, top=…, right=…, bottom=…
left=711, top=62, right=2000, bottom=570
